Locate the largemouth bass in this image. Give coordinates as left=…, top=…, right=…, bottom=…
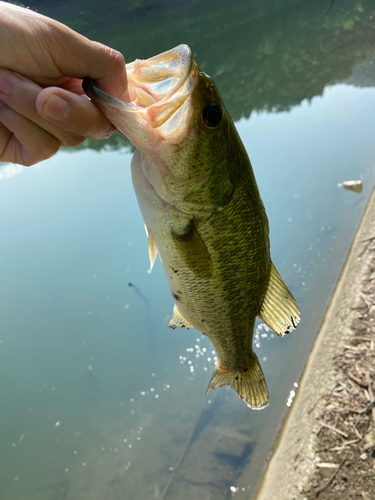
left=83, top=45, right=300, bottom=409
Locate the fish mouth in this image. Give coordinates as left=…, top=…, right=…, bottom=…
left=83, top=45, right=197, bottom=152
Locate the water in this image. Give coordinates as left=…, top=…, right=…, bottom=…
left=2, top=0, right=375, bottom=498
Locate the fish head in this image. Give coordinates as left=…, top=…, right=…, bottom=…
left=83, top=44, right=237, bottom=214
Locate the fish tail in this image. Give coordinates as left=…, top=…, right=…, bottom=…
left=206, top=353, right=269, bottom=410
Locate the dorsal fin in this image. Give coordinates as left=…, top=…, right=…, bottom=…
left=144, top=225, right=158, bottom=272
left=258, top=262, right=300, bottom=336
left=168, top=304, right=193, bottom=329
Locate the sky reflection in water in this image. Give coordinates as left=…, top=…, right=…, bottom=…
left=2, top=1, right=375, bottom=499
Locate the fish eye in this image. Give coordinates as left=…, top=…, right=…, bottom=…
left=202, top=102, right=223, bottom=129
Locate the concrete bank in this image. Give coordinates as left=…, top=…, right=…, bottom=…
left=251, top=186, right=375, bottom=500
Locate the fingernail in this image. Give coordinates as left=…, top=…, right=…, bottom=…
left=42, top=94, right=70, bottom=122
left=0, top=71, right=18, bottom=96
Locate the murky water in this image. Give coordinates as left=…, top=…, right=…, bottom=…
left=2, top=0, right=375, bottom=499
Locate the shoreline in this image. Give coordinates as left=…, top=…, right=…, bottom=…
left=251, top=185, right=375, bottom=500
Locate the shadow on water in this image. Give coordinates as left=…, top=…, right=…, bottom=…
left=176, top=393, right=225, bottom=468
left=160, top=392, right=251, bottom=500
left=215, top=443, right=253, bottom=469
left=161, top=393, right=223, bottom=499
left=36, top=479, right=70, bottom=500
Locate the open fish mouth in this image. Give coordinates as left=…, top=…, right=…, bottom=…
left=83, top=45, right=197, bottom=152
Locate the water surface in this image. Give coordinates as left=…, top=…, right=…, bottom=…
left=2, top=0, right=375, bottom=499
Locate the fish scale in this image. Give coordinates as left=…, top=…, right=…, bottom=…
left=83, top=44, right=300, bottom=409
left=196, top=159, right=270, bottom=362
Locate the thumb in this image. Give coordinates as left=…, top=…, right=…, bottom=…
left=36, top=87, right=115, bottom=140
left=64, top=39, right=129, bottom=100
left=53, top=31, right=129, bottom=101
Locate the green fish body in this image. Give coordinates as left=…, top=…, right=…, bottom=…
left=83, top=45, right=300, bottom=409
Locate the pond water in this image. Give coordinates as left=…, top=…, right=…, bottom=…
left=2, top=0, right=375, bottom=499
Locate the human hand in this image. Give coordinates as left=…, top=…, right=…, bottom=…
left=0, top=1, right=128, bottom=166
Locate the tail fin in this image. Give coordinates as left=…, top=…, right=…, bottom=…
left=206, top=352, right=269, bottom=410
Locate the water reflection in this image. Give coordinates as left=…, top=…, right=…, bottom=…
left=0, top=162, right=23, bottom=180
left=51, top=0, right=375, bottom=152
left=2, top=1, right=375, bottom=499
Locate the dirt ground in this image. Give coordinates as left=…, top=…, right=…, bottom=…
left=303, top=242, right=375, bottom=500
left=253, top=187, right=375, bottom=500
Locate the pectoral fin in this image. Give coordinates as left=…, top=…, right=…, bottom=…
left=258, top=262, right=300, bottom=336
left=171, top=219, right=213, bottom=278
left=144, top=225, right=158, bottom=272
left=168, top=304, right=193, bottom=329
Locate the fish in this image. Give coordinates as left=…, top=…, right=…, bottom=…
left=83, top=44, right=300, bottom=409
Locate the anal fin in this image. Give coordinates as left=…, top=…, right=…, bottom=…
left=168, top=304, right=193, bottom=330
left=206, top=352, right=269, bottom=410
left=258, top=262, right=300, bottom=336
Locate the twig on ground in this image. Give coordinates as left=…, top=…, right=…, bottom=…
left=351, top=424, right=363, bottom=439
left=359, top=239, right=372, bottom=258
left=310, top=457, right=346, bottom=498
left=360, top=292, right=374, bottom=308
left=360, top=235, right=375, bottom=243
left=347, top=370, right=368, bottom=388
left=365, top=372, right=375, bottom=426
left=328, top=438, right=361, bottom=451
left=319, top=421, right=348, bottom=438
